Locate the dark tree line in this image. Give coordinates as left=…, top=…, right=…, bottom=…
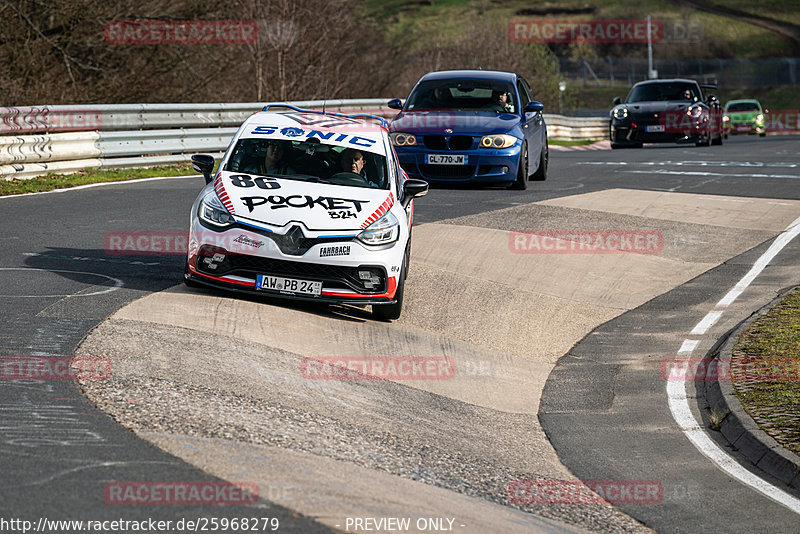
left=0, top=0, right=563, bottom=108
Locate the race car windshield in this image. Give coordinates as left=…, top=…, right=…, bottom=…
left=727, top=102, right=760, bottom=112
left=224, top=138, right=389, bottom=190
left=406, top=79, right=516, bottom=112
left=626, top=83, right=700, bottom=103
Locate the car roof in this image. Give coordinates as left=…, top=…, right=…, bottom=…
left=725, top=99, right=760, bottom=105
left=419, top=70, right=518, bottom=83
left=244, top=110, right=387, bottom=135
left=632, top=78, right=700, bottom=86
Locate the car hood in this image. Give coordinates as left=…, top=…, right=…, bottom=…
left=727, top=111, right=760, bottom=120
left=390, top=110, right=520, bottom=135
left=623, top=101, right=699, bottom=114
left=212, top=171, right=395, bottom=232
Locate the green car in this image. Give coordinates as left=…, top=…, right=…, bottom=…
left=723, top=99, right=766, bottom=138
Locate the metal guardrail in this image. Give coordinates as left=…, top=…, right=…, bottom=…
left=0, top=100, right=606, bottom=179
left=544, top=115, right=607, bottom=140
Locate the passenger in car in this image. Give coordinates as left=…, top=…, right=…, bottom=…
left=258, top=140, right=295, bottom=175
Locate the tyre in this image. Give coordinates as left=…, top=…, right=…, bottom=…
left=723, top=133, right=728, bottom=139
left=530, top=142, right=548, bottom=181
left=695, top=128, right=711, bottom=147
left=712, top=130, right=723, bottom=146
left=759, top=132, right=766, bottom=137
left=373, top=248, right=407, bottom=321
left=509, top=142, right=528, bottom=190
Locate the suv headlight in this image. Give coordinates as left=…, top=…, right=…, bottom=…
left=390, top=132, right=419, bottom=146
left=357, top=211, right=399, bottom=246
left=612, top=107, right=628, bottom=119
left=198, top=191, right=234, bottom=228
left=687, top=105, right=703, bottom=118
left=479, top=134, right=517, bottom=148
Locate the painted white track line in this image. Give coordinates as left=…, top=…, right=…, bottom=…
left=667, top=213, right=800, bottom=514
left=0, top=174, right=200, bottom=200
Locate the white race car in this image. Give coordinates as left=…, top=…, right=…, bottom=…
left=185, top=105, right=429, bottom=320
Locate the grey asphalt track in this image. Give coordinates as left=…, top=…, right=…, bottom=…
left=1, top=134, right=799, bottom=531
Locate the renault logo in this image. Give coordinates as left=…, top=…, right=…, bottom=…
left=278, top=225, right=304, bottom=254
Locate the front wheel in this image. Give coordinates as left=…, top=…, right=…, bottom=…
left=696, top=126, right=712, bottom=147
left=530, top=143, right=548, bottom=181
left=373, top=248, right=407, bottom=321
left=509, top=142, right=528, bottom=190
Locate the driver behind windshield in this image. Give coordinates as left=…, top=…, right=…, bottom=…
left=484, top=90, right=512, bottom=112
left=340, top=148, right=365, bottom=175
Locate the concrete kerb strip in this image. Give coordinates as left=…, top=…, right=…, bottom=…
left=703, top=288, right=800, bottom=490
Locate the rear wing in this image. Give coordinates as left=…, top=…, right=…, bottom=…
left=261, top=103, right=388, bottom=130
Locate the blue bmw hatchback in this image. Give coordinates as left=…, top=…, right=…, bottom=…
left=388, top=70, right=548, bottom=189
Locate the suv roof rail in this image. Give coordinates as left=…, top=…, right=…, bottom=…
left=261, top=104, right=388, bottom=130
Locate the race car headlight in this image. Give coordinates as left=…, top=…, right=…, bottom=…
left=356, top=211, right=400, bottom=246
left=390, top=132, right=419, bottom=147
left=687, top=105, right=702, bottom=118
left=612, top=107, right=629, bottom=119
left=756, top=114, right=764, bottom=123
left=198, top=191, right=234, bottom=228
left=722, top=115, right=730, bottom=122
left=479, top=134, right=517, bottom=148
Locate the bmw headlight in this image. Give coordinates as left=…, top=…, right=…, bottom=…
left=612, top=107, right=629, bottom=120
left=390, top=132, right=419, bottom=147
left=357, top=211, right=399, bottom=246
left=479, top=134, right=517, bottom=148
left=198, top=191, right=234, bottom=228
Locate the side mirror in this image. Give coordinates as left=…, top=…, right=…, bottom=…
left=387, top=98, right=403, bottom=110
left=763, top=108, right=770, bottom=115
left=402, top=178, right=429, bottom=207
left=706, top=94, right=718, bottom=103
left=192, top=154, right=215, bottom=184
left=613, top=97, right=622, bottom=106
left=524, top=101, right=544, bottom=113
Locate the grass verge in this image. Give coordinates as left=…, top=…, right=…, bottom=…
left=548, top=138, right=598, bottom=146
left=732, top=288, right=800, bottom=455
left=0, top=165, right=200, bottom=197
